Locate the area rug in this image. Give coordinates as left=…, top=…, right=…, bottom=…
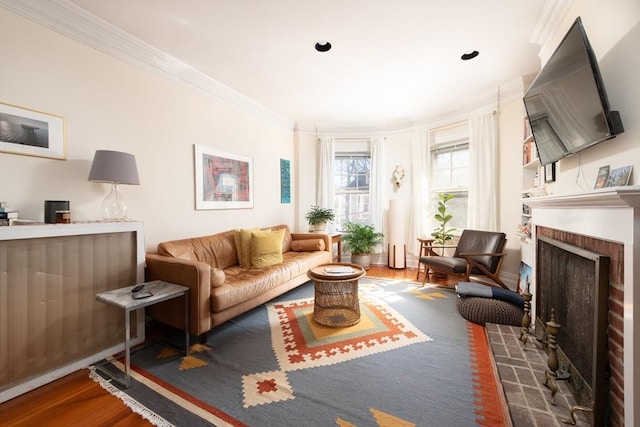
left=90, top=277, right=508, bottom=426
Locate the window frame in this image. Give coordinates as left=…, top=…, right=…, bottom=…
left=428, top=125, right=470, bottom=233
left=333, top=140, right=372, bottom=228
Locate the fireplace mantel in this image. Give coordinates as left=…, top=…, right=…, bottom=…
left=526, top=186, right=639, bottom=426
left=523, top=185, right=640, bottom=209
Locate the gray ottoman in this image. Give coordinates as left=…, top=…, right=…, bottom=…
left=456, top=296, right=524, bottom=326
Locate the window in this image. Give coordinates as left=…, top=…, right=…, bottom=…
left=431, top=140, right=469, bottom=230
left=334, top=141, right=371, bottom=229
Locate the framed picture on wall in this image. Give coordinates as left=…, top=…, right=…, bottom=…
left=194, top=144, right=254, bottom=210
left=544, top=162, right=556, bottom=183
left=280, top=159, right=291, bottom=204
left=0, top=102, right=66, bottom=159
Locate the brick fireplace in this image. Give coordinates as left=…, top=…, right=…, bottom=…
left=536, top=227, right=621, bottom=425
left=524, top=187, right=640, bottom=426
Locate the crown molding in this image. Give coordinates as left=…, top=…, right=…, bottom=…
left=529, top=0, right=573, bottom=62
left=1, top=0, right=552, bottom=135
left=0, top=0, right=295, bottom=130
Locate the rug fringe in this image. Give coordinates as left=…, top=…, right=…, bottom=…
left=88, top=366, right=175, bottom=427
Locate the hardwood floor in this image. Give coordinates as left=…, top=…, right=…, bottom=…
left=0, top=369, right=151, bottom=426
left=0, top=265, right=451, bottom=426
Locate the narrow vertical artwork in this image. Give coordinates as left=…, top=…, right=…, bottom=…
left=280, top=159, right=290, bottom=204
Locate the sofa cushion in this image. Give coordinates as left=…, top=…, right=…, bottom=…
left=290, top=238, right=326, bottom=252
left=269, top=224, right=293, bottom=253
left=211, top=268, right=226, bottom=287
left=250, top=228, right=285, bottom=268
left=211, top=250, right=331, bottom=313
left=157, top=230, right=238, bottom=269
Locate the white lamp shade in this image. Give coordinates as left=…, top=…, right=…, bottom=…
left=88, top=150, right=140, bottom=185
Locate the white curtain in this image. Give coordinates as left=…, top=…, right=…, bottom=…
left=369, top=137, right=384, bottom=232
left=468, top=111, right=498, bottom=230
left=317, top=137, right=334, bottom=209
left=408, top=129, right=430, bottom=255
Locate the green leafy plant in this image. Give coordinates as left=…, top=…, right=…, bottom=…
left=431, top=193, right=456, bottom=246
left=305, top=205, right=335, bottom=225
left=341, top=222, right=384, bottom=255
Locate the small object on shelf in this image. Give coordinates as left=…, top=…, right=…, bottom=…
left=0, top=211, right=18, bottom=226
left=324, top=266, right=354, bottom=274
left=606, top=165, right=633, bottom=187
left=131, top=284, right=145, bottom=293
left=517, top=222, right=531, bottom=239
left=132, top=290, right=153, bottom=299
left=55, top=210, right=71, bottom=224
left=594, top=165, right=610, bottom=189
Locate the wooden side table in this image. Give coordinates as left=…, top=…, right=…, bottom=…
left=329, top=233, right=342, bottom=262
left=95, top=280, right=189, bottom=388
left=307, top=231, right=342, bottom=261
left=416, top=238, right=435, bottom=281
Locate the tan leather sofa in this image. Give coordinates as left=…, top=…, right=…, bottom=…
left=145, top=224, right=331, bottom=341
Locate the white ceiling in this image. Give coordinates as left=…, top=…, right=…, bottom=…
left=10, top=0, right=550, bottom=131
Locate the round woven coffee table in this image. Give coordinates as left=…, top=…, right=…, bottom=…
left=307, top=263, right=366, bottom=327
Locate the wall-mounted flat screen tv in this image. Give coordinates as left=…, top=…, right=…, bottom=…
left=523, top=17, right=624, bottom=166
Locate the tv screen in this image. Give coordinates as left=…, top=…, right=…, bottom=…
left=524, top=17, right=623, bottom=166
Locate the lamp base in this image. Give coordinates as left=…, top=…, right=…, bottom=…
left=102, top=183, right=127, bottom=220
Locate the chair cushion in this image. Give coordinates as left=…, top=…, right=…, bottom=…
left=456, top=296, right=523, bottom=326
left=419, top=255, right=468, bottom=274
left=454, top=230, right=506, bottom=272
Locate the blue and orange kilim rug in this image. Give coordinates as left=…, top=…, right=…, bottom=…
left=91, top=277, right=509, bottom=426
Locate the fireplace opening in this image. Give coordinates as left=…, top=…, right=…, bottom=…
left=535, top=235, right=610, bottom=425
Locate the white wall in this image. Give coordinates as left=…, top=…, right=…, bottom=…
left=542, top=2, right=640, bottom=195
left=0, top=9, right=294, bottom=251
left=499, top=94, right=529, bottom=279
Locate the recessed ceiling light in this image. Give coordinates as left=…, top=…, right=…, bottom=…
left=461, top=50, right=479, bottom=60
left=315, top=41, right=332, bottom=52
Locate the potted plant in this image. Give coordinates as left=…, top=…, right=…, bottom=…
left=341, top=221, right=384, bottom=270
left=305, top=205, right=335, bottom=231
left=431, top=193, right=456, bottom=251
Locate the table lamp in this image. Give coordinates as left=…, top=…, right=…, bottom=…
left=88, top=150, right=140, bottom=220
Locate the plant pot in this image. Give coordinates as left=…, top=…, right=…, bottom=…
left=350, top=253, right=371, bottom=270
left=311, top=222, right=327, bottom=232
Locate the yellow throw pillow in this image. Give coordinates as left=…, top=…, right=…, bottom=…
left=250, top=229, right=285, bottom=268
left=290, top=238, right=326, bottom=252
left=234, top=228, right=258, bottom=268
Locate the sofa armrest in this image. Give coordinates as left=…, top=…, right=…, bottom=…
left=145, top=253, right=212, bottom=337
left=290, top=232, right=331, bottom=252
